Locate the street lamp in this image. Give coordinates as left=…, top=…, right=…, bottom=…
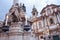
left=2, top=25, right=9, bottom=32
left=2, top=15, right=9, bottom=32
left=23, top=15, right=31, bottom=31
left=24, top=25, right=30, bottom=31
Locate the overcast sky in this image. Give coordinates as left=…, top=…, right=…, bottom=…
left=0, top=0, right=60, bottom=21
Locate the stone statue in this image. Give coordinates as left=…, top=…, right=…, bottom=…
left=22, top=4, right=26, bottom=12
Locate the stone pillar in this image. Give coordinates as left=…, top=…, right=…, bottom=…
left=9, top=35, right=22, bottom=40
left=0, top=33, right=8, bottom=40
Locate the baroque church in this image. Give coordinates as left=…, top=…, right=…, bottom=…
left=0, top=0, right=60, bottom=40
left=31, top=4, right=60, bottom=40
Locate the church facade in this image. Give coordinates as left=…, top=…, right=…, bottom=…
left=31, top=4, right=60, bottom=40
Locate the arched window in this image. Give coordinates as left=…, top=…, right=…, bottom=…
left=50, top=18, right=54, bottom=24
left=47, top=8, right=51, bottom=14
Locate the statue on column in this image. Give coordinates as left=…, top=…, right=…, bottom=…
left=22, top=4, right=26, bottom=12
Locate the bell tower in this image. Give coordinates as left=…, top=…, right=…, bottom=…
left=32, top=6, right=38, bottom=18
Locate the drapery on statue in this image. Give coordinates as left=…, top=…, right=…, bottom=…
left=11, top=11, right=19, bottom=22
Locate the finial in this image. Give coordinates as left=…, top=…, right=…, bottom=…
left=33, top=5, right=35, bottom=8
left=32, top=5, right=36, bottom=11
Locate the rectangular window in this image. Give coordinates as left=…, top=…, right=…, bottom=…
left=39, top=22, right=42, bottom=28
